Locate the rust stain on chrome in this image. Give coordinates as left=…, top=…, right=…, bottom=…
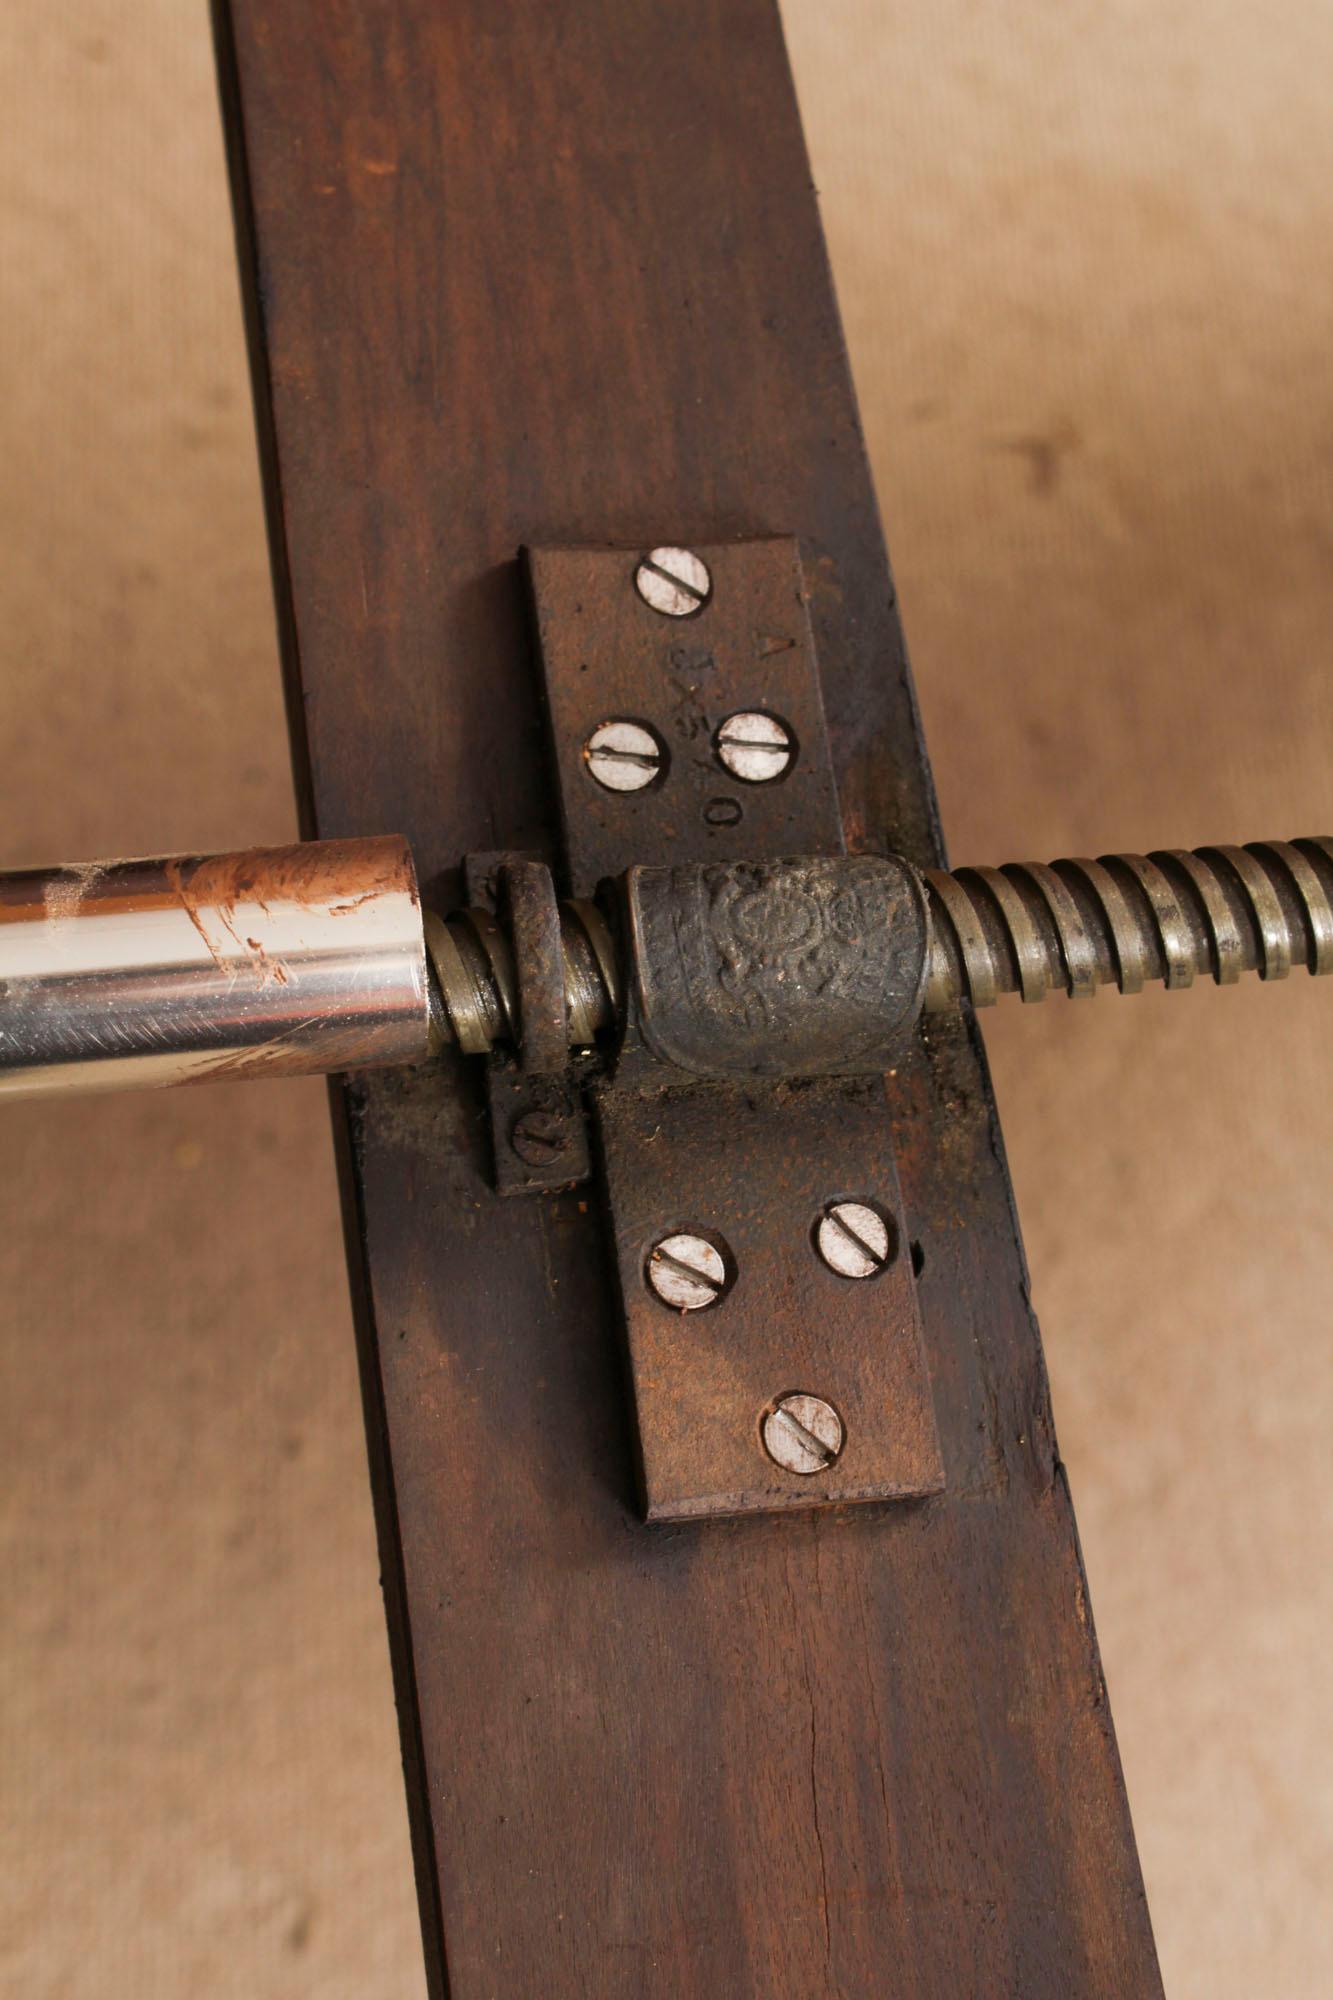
left=164, top=858, right=231, bottom=974
left=162, top=838, right=418, bottom=988
left=0, top=835, right=429, bottom=1098
left=173, top=836, right=413, bottom=917
left=0, top=836, right=417, bottom=932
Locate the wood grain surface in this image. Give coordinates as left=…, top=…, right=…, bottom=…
left=213, top=2, right=1162, bottom=1991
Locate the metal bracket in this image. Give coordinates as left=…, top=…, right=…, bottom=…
left=462, top=852, right=592, bottom=1195
left=527, top=538, right=944, bottom=1519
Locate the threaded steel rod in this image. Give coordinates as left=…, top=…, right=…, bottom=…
left=923, top=838, right=1333, bottom=1012
left=426, top=898, right=619, bottom=1054
left=425, top=838, right=1333, bottom=1054
left=4, top=836, right=1326, bottom=1100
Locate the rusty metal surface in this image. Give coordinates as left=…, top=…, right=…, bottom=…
left=532, top=539, right=940, bottom=1517
left=528, top=538, right=843, bottom=894
left=626, top=854, right=930, bottom=1075
left=599, top=1070, right=943, bottom=1518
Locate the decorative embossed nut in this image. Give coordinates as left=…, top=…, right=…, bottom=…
left=626, top=855, right=933, bottom=1079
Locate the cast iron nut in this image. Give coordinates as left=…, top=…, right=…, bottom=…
left=626, top=854, right=933, bottom=1078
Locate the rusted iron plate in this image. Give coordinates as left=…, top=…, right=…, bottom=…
left=532, top=540, right=941, bottom=1517
left=528, top=539, right=843, bottom=892
left=600, top=1071, right=943, bottom=1518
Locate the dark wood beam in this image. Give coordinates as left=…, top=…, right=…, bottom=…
left=213, top=3, right=1161, bottom=1991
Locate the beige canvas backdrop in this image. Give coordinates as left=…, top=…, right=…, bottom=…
left=1, top=3, right=1329, bottom=1995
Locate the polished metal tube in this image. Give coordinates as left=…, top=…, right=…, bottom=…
left=0, top=836, right=430, bottom=1099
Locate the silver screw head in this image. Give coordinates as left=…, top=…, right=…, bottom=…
left=635, top=546, right=712, bottom=617
left=816, top=1201, right=893, bottom=1279
left=715, top=711, right=794, bottom=784
left=584, top=719, right=663, bottom=793
left=763, top=1392, right=844, bottom=1475
left=646, top=1231, right=729, bottom=1311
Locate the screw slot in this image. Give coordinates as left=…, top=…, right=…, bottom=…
left=583, top=719, right=666, bottom=793
left=715, top=711, right=795, bottom=785
left=815, top=1200, right=896, bottom=1279
left=762, top=1392, right=844, bottom=1474
left=634, top=546, right=712, bottom=617
left=646, top=1230, right=733, bottom=1311
left=509, top=1108, right=571, bottom=1166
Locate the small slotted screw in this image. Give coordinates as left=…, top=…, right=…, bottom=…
left=509, top=1108, right=571, bottom=1166
left=715, top=711, right=794, bottom=784
left=646, top=1231, right=729, bottom=1311
left=762, top=1392, right=844, bottom=1474
left=584, top=719, right=663, bottom=793
left=634, top=546, right=712, bottom=617
left=816, top=1201, right=893, bottom=1279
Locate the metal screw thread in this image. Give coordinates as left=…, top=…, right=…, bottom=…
left=923, top=837, right=1333, bottom=1013
left=426, top=897, right=620, bottom=1054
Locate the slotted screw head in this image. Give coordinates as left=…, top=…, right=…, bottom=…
left=647, top=1231, right=729, bottom=1311
left=763, top=1393, right=844, bottom=1475
left=635, top=546, right=712, bottom=617
left=715, top=711, right=794, bottom=784
left=510, top=1108, right=571, bottom=1166
left=584, top=719, right=663, bottom=793
left=816, top=1200, right=893, bottom=1279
